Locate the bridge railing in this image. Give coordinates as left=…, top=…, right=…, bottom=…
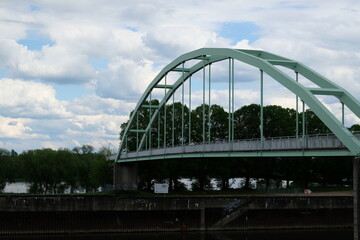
left=120, top=133, right=360, bottom=160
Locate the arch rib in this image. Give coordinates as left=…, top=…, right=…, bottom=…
left=116, top=48, right=360, bottom=161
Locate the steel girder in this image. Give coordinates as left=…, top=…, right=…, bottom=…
left=116, top=48, right=360, bottom=162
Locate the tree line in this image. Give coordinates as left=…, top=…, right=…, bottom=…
left=0, top=145, right=113, bottom=194
left=120, top=101, right=359, bottom=192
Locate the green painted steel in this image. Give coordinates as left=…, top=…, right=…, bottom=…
left=141, top=105, right=159, bottom=109
left=172, top=94, right=174, bottom=147
left=228, top=58, right=231, bottom=147
left=302, top=101, right=306, bottom=148
left=163, top=75, right=167, bottom=150
left=118, top=149, right=355, bottom=163
left=202, top=59, right=206, bottom=144
left=208, top=63, right=211, bottom=143
left=342, top=102, right=345, bottom=126
left=260, top=70, right=264, bottom=150
left=181, top=62, right=185, bottom=147
left=155, top=84, right=174, bottom=89
left=116, top=48, right=360, bottom=162
left=231, top=58, right=235, bottom=143
left=295, top=72, right=299, bottom=138
left=129, top=129, right=146, bottom=133
left=188, top=76, right=192, bottom=144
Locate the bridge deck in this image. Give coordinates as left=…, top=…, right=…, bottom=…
left=119, top=134, right=360, bottom=162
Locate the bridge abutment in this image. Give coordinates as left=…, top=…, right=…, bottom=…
left=114, top=162, right=138, bottom=190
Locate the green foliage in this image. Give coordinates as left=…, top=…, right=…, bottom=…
left=0, top=145, right=114, bottom=194
left=350, top=124, right=360, bottom=133
left=209, top=104, right=229, bottom=142
left=264, top=105, right=296, bottom=137
left=0, top=149, right=20, bottom=192
left=299, top=109, right=331, bottom=135
left=234, top=104, right=260, bottom=139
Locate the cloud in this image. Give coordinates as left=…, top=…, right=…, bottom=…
left=94, top=58, right=158, bottom=100
left=0, top=78, right=71, bottom=118
left=143, top=26, right=230, bottom=61
left=67, top=95, right=135, bottom=116
left=63, top=114, right=127, bottom=149
left=0, top=0, right=359, bottom=153
left=0, top=78, right=132, bottom=151
left=1, top=39, right=96, bottom=84
left=0, top=116, right=49, bottom=140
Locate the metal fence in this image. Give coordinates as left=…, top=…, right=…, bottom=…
left=120, top=133, right=360, bottom=160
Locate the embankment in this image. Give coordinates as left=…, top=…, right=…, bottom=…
left=0, top=195, right=353, bottom=234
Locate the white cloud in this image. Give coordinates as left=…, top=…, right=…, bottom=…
left=0, top=116, right=48, bottom=139
left=67, top=95, right=135, bottom=116
left=143, top=26, right=230, bottom=61
left=1, top=39, right=96, bottom=84
left=0, top=0, right=359, bottom=152
left=0, top=78, right=71, bottom=118
left=0, top=78, right=131, bottom=151
left=95, top=58, right=158, bottom=99
left=233, top=39, right=255, bottom=49
left=63, top=114, right=127, bottom=149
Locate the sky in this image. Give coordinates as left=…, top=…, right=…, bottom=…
left=0, top=0, right=359, bottom=153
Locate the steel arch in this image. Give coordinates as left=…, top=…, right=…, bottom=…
left=116, top=48, right=360, bottom=162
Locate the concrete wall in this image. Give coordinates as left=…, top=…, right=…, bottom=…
left=0, top=195, right=353, bottom=234
left=0, top=195, right=352, bottom=212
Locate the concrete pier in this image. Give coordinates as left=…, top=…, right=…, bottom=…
left=113, top=162, right=138, bottom=190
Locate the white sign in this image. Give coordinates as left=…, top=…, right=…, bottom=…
left=304, top=189, right=312, bottom=194
left=154, top=183, right=169, bottom=194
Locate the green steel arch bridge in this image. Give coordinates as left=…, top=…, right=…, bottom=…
left=113, top=49, right=360, bottom=239
left=115, top=48, right=360, bottom=163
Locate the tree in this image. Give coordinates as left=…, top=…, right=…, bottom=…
left=350, top=124, right=360, bottom=133
left=312, top=156, right=352, bottom=187
left=190, top=104, right=210, bottom=143
left=18, top=146, right=112, bottom=194
left=263, top=105, right=296, bottom=137
left=0, top=148, right=10, bottom=156
left=0, top=148, right=13, bottom=192
left=188, top=158, right=216, bottom=191
left=209, top=104, right=228, bottom=142
left=234, top=104, right=260, bottom=139
left=213, top=158, right=236, bottom=190
left=73, top=145, right=99, bottom=193
left=89, top=153, right=113, bottom=188
left=21, top=149, right=60, bottom=194
left=162, top=159, right=187, bottom=192
left=56, top=148, right=81, bottom=193
left=299, top=109, right=331, bottom=135
left=138, top=160, right=167, bottom=191
left=0, top=149, right=20, bottom=191
left=164, top=102, right=190, bottom=146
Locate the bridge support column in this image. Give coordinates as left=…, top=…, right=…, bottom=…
left=354, top=157, right=360, bottom=240
left=114, top=162, right=138, bottom=190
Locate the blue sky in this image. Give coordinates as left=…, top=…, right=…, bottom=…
left=219, top=22, right=260, bottom=45
left=0, top=0, right=359, bottom=153
left=18, top=29, right=55, bottom=51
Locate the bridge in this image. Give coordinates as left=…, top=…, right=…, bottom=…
left=119, top=133, right=360, bottom=162
left=116, top=48, right=360, bottom=162
left=114, top=48, right=360, bottom=239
